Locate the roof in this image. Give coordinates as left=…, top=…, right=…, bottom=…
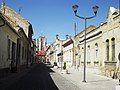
left=0, top=12, right=20, bottom=37
left=0, top=5, right=33, bottom=36
left=62, top=39, right=73, bottom=47
left=37, top=51, right=46, bottom=56
left=75, top=25, right=96, bottom=38
left=0, top=11, right=31, bottom=43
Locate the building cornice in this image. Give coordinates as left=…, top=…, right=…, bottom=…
left=80, top=31, right=102, bottom=43
left=62, top=39, right=73, bottom=47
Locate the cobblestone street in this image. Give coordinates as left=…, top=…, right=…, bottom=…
left=50, top=70, right=81, bottom=90
left=0, top=63, right=81, bottom=90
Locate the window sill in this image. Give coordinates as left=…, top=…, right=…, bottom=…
left=104, top=61, right=117, bottom=63
left=87, top=62, right=91, bottom=64
left=81, top=62, right=91, bottom=63
left=94, top=61, right=99, bottom=63
left=81, top=62, right=84, bottom=63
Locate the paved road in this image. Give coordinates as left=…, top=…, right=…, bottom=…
left=2, top=63, right=80, bottom=90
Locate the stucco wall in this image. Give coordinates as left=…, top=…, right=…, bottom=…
left=0, top=24, right=19, bottom=68
left=63, top=44, right=73, bottom=68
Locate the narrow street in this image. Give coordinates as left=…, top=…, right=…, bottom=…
left=2, top=63, right=80, bottom=90
left=0, top=1, right=119, bottom=90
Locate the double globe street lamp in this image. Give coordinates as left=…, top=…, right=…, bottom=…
left=72, top=4, right=99, bottom=82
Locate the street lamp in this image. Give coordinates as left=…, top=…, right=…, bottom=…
left=72, top=4, right=99, bottom=82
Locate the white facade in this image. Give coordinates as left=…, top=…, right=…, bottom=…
left=63, top=39, right=73, bottom=68
left=74, top=7, right=120, bottom=77
left=53, top=38, right=63, bottom=67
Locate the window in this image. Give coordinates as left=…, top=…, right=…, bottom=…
left=81, top=52, right=84, bottom=62
left=22, top=47, right=24, bottom=59
left=96, top=49, right=98, bottom=58
left=106, top=39, right=109, bottom=61
left=8, top=39, right=10, bottom=59
left=82, top=47, right=84, bottom=49
left=77, top=44, right=80, bottom=50
left=11, top=42, right=16, bottom=61
left=95, top=43, right=98, bottom=60
left=24, top=48, right=26, bottom=59
left=111, top=38, right=115, bottom=61
left=81, top=47, right=84, bottom=62
left=79, top=55, right=81, bottom=65
left=87, top=45, right=90, bottom=62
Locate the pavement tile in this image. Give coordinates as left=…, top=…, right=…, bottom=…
left=52, top=67, right=119, bottom=90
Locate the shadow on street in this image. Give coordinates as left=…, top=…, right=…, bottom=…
left=4, top=63, right=59, bottom=90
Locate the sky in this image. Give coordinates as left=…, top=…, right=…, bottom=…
left=0, top=0, right=119, bottom=44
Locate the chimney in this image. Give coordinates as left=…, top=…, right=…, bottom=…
left=66, top=35, right=69, bottom=40
left=56, top=34, right=59, bottom=39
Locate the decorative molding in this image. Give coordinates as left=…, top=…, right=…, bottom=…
left=94, top=61, right=99, bottom=63
left=104, top=61, right=117, bottom=63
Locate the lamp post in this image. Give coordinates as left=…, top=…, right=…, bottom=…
left=72, top=4, right=99, bottom=82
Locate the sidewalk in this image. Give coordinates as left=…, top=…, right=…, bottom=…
left=52, top=67, right=120, bottom=90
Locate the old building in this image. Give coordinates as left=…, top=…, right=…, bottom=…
left=46, top=35, right=65, bottom=67
left=0, top=4, right=34, bottom=67
left=47, top=43, right=54, bottom=65
left=62, top=36, right=74, bottom=69
left=31, top=39, right=37, bottom=64
left=36, top=36, right=47, bottom=63
left=74, top=7, right=120, bottom=77
left=52, top=35, right=64, bottom=67
left=75, top=25, right=101, bottom=67
left=0, top=12, right=20, bottom=71
left=101, top=7, right=120, bottom=77
left=46, top=45, right=51, bottom=62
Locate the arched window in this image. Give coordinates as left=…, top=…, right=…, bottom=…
left=95, top=43, right=98, bottom=61
left=87, top=45, right=90, bottom=62
left=106, top=39, right=109, bottom=61
left=111, top=38, right=115, bottom=61
left=82, top=47, right=84, bottom=49
left=77, top=44, right=80, bottom=50
left=81, top=47, right=84, bottom=62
